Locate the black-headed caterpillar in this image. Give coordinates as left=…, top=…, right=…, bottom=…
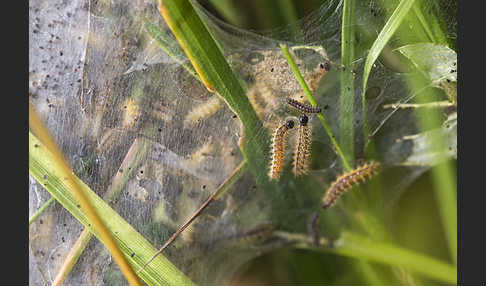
left=269, top=119, right=295, bottom=180
left=293, top=114, right=312, bottom=177
left=286, top=97, right=322, bottom=114
left=321, top=161, right=381, bottom=209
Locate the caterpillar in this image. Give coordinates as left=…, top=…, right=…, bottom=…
left=306, top=61, right=331, bottom=92
left=122, top=97, right=142, bottom=129
left=268, top=119, right=295, bottom=180
left=321, top=161, right=381, bottom=209
left=293, top=114, right=312, bottom=177
left=247, top=82, right=270, bottom=123
left=286, top=97, right=322, bottom=114
left=183, top=96, right=222, bottom=128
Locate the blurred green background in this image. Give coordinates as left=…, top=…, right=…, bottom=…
left=228, top=161, right=455, bottom=286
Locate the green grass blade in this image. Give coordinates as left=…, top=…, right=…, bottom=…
left=430, top=161, right=457, bottom=264
left=279, top=0, right=302, bottom=38
left=208, top=0, right=246, bottom=27
left=29, top=196, right=55, bottom=225
left=331, top=232, right=457, bottom=284
left=279, top=43, right=351, bottom=171
left=411, top=0, right=448, bottom=45
left=361, top=0, right=416, bottom=137
left=158, top=0, right=272, bottom=188
left=340, top=0, right=356, bottom=165
left=52, top=138, right=152, bottom=285
left=354, top=261, right=387, bottom=286
left=30, top=104, right=143, bottom=286
left=29, top=132, right=195, bottom=286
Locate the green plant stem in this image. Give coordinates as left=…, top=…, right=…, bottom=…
left=287, top=231, right=456, bottom=285
left=276, top=230, right=455, bottom=284
left=330, top=232, right=456, bottom=284
left=29, top=197, right=56, bottom=225
left=279, top=43, right=351, bottom=171
left=340, top=0, right=356, bottom=165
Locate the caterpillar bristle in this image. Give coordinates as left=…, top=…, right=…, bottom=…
left=268, top=120, right=295, bottom=180
left=183, top=96, right=222, bottom=128
left=286, top=97, right=321, bottom=114
left=293, top=114, right=312, bottom=177
left=321, top=161, right=381, bottom=209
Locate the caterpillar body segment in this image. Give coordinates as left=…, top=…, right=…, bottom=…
left=183, top=96, right=222, bottom=128
left=268, top=120, right=295, bottom=180
left=292, top=114, right=312, bottom=177
left=286, top=97, right=322, bottom=114
left=321, top=161, right=381, bottom=209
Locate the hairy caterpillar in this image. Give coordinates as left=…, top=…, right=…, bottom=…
left=286, top=97, right=322, bottom=114
left=183, top=96, right=222, bottom=128
left=307, top=61, right=331, bottom=92
left=247, top=83, right=269, bottom=122
left=293, top=114, right=312, bottom=176
left=269, top=119, right=295, bottom=180
left=122, top=97, right=142, bottom=128
left=321, top=161, right=381, bottom=209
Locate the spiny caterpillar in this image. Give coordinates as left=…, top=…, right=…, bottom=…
left=321, top=161, right=381, bottom=209
left=269, top=119, right=295, bottom=180
left=293, top=114, right=312, bottom=177
left=286, top=97, right=322, bottom=114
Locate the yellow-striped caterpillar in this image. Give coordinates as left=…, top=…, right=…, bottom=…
left=321, top=161, right=381, bottom=209
left=269, top=119, right=295, bottom=180
left=286, top=97, right=321, bottom=114
left=293, top=114, right=312, bottom=177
